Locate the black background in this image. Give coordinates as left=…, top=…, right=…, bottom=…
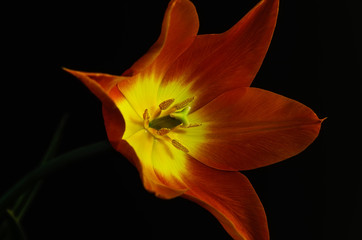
left=2, top=0, right=361, bottom=239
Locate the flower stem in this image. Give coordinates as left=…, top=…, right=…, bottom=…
left=0, top=140, right=114, bottom=214
left=13, top=114, right=69, bottom=220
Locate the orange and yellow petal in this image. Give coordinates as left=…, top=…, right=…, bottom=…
left=161, top=0, right=279, bottom=111
left=143, top=176, right=186, bottom=199
left=182, top=157, right=269, bottom=240
left=123, top=0, right=199, bottom=78
left=180, top=87, right=323, bottom=171
left=122, top=123, right=188, bottom=197
left=150, top=137, right=188, bottom=190
left=105, top=131, right=185, bottom=199
left=63, top=68, right=127, bottom=109
left=117, top=73, right=160, bottom=121
left=116, top=68, right=195, bottom=129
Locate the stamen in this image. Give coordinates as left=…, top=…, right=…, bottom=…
left=157, top=128, right=171, bottom=136
left=159, top=98, right=175, bottom=110
left=175, top=97, right=195, bottom=110
left=181, top=123, right=202, bottom=128
left=171, top=139, right=189, bottom=153
left=143, top=109, right=150, bottom=121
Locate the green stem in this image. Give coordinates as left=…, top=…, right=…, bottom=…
left=16, top=184, right=41, bottom=221
left=0, top=140, right=113, bottom=214
left=40, top=114, right=70, bottom=164
left=0, top=210, right=26, bottom=240
left=13, top=114, right=69, bottom=219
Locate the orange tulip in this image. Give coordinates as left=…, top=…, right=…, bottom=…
left=65, top=0, right=323, bottom=239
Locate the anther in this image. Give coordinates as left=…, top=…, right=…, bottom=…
left=159, top=98, right=175, bottom=110
left=174, top=97, right=195, bottom=110
left=171, top=139, right=189, bottom=153
left=181, top=123, right=202, bottom=128
left=143, top=109, right=150, bottom=121
left=157, top=128, right=171, bottom=136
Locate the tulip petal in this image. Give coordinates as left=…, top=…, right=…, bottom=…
left=115, top=137, right=185, bottom=199
left=65, top=68, right=146, bottom=151
left=123, top=128, right=188, bottom=199
left=123, top=0, right=199, bottom=77
left=102, top=103, right=126, bottom=150
left=102, top=122, right=184, bottom=200
left=162, top=0, right=279, bottom=111
left=179, top=87, right=322, bottom=171
left=150, top=137, right=189, bottom=191
left=182, top=157, right=268, bottom=240
left=63, top=68, right=126, bottom=109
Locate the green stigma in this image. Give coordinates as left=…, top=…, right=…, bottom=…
left=149, top=106, right=191, bottom=130
left=170, top=106, right=191, bottom=127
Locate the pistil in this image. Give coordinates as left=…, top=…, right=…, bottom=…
left=169, top=106, right=191, bottom=127
left=143, top=97, right=200, bottom=153
left=149, top=115, right=182, bottom=130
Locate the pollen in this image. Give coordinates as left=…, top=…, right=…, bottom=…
left=159, top=98, right=175, bottom=110
left=157, top=128, right=171, bottom=136
left=171, top=139, right=189, bottom=153
left=175, top=97, right=195, bottom=110
left=182, top=123, right=202, bottom=128
left=143, top=109, right=150, bottom=121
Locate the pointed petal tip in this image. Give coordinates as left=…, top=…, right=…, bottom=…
left=62, top=67, right=72, bottom=73
left=62, top=67, right=83, bottom=78
left=62, top=67, right=83, bottom=77
left=187, top=88, right=325, bottom=171
left=125, top=0, right=198, bottom=76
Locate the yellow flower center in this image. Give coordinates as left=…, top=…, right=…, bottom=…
left=142, top=97, right=201, bottom=153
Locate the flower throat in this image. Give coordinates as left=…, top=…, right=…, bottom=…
left=142, top=97, right=201, bottom=153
